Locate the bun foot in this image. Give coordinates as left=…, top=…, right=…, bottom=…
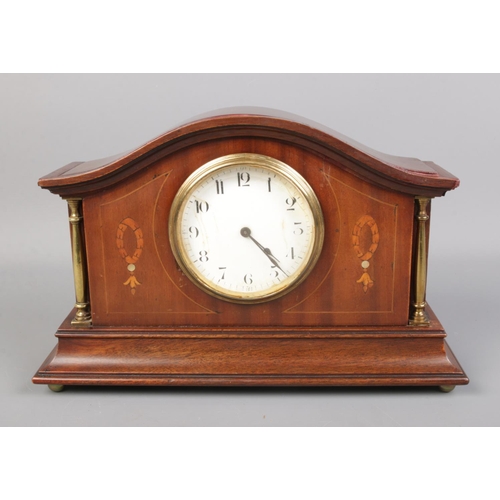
left=439, top=385, right=455, bottom=393
left=48, top=384, right=65, bottom=392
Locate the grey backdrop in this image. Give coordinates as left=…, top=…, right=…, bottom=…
left=1, top=74, right=498, bottom=426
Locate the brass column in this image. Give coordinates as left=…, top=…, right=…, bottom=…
left=67, top=199, right=92, bottom=326
left=410, top=197, right=431, bottom=326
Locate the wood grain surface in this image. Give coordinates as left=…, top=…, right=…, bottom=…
left=38, top=108, right=459, bottom=197
left=32, top=307, right=468, bottom=387
left=33, top=109, right=468, bottom=388
left=83, top=137, right=414, bottom=327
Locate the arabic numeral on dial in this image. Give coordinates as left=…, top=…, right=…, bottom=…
left=215, top=180, right=224, bottom=194
left=286, top=197, right=296, bottom=210
left=237, top=172, right=250, bottom=187
left=286, top=247, right=295, bottom=259
left=195, top=200, right=209, bottom=213
left=218, top=267, right=226, bottom=281
left=199, top=250, right=209, bottom=262
left=244, top=273, right=253, bottom=284
left=271, top=269, right=279, bottom=279
left=267, top=177, right=272, bottom=192
left=189, top=226, right=199, bottom=238
left=293, top=222, right=304, bottom=235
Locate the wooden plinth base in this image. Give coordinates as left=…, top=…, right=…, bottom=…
left=33, top=308, right=468, bottom=389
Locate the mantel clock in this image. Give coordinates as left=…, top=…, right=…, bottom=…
left=33, top=108, right=468, bottom=392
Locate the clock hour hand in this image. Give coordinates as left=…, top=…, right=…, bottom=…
left=240, top=227, right=289, bottom=277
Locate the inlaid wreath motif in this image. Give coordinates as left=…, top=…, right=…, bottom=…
left=116, top=217, right=143, bottom=294
left=352, top=215, right=379, bottom=292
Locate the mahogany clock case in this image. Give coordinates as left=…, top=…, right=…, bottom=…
left=32, top=108, right=468, bottom=390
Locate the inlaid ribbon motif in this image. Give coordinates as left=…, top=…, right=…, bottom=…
left=352, top=215, right=379, bottom=292
left=116, top=217, right=143, bottom=294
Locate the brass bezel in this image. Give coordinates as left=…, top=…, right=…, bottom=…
left=168, top=153, right=325, bottom=304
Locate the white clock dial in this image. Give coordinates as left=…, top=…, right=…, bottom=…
left=169, top=154, right=324, bottom=303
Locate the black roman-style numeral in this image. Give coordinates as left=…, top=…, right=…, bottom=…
left=293, top=222, right=304, bottom=235
left=195, top=200, right=209, bottom=213
left=270, top=265, right=281, bottom=281
left=237, top=172, right=250, bottom=187
left=286, top=197, right=296, bottom=210
left=218, top=267, right=226, bottom=281
left=215, top=180, right=224, bottom=194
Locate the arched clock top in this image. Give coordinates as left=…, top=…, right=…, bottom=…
left=38, top=107, right=459, bottom=198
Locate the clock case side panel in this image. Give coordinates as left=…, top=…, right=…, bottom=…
left=80, top=137, right=416, bottom=327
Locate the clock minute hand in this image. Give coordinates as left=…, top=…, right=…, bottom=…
left=250, top=235, right=274, bottom=259
left=263, top=251, right=289, bottom=278
left=250, top=236, right=285, bottom=272
left=240, top=227, right=289, bottom=277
